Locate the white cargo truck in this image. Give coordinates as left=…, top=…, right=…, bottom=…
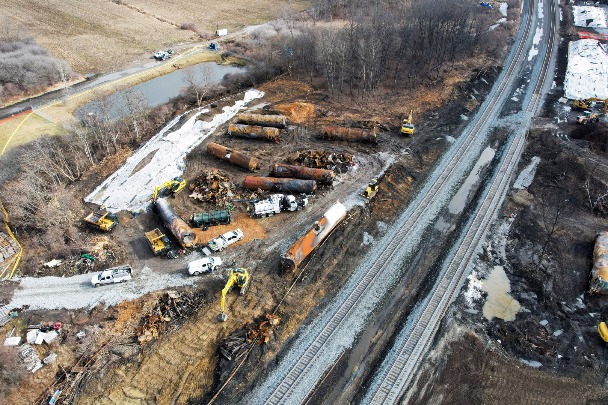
left=91, top=265, right=132, bottom=287
left=250, top=194, right=308, bottom=218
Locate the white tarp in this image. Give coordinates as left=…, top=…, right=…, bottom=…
left=85, top=89, right=264, bottom=212
left=573, top=6, right=608, bottom=28
left=564, top=39, right=608, bottom=100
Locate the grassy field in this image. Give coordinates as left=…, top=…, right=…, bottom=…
left=9, top=0, right=310, bottom=74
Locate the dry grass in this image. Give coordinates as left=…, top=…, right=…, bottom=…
left=8, top=0, right=310, bottom=74
left=0, top=113, right=63, bottom=150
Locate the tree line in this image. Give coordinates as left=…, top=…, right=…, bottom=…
left=0, top=22, right=73, bottom=102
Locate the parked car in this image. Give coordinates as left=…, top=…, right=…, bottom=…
left=91, top=265, right=132, bottom=287
left=208, top=229, right=244, bottom=252
left=188, top=257, right=223, bottom=275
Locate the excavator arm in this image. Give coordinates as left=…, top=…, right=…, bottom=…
left=219, top=274, right=237, bottom=322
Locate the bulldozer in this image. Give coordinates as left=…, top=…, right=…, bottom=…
left=401, top=110, right=415, bottom=136
left=218, top=268, right=250, bottom=322
left=363, top=178, right=379, bottom=199
left=152, top=177, right=186, bottom=201
left=576, top=110, right=599, bottom=125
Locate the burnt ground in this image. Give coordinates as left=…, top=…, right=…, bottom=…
left=403, top=9, right=608, bottom=403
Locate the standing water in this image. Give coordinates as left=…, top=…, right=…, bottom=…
left=448, top=146, right=496, bottom=214
left=481, top=265, right=521, bottom=321
left=78, top=62, right=246, bottom=120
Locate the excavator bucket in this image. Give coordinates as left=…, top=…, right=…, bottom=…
left=218, top=313, right=228, bottom=322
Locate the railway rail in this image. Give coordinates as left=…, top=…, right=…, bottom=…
left=258, top=0, right=545, bottom=403
left=364, top=0, right=558, bottom=402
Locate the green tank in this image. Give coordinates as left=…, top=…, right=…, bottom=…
left=190, top=204, right=231, bottom=230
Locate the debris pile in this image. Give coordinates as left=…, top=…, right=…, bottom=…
left=137, top=290, right=211, bottom=344
left=288, top=150, right=354, bottom=174
left=189, top=170, right=236, bottom=206
left=18, top=344, right=43, bottom=373
left=219, top=313, right=281, bottom=361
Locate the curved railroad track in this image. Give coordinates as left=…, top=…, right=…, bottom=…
left=363, top=0, right=558, bottom=402
left=256, top=1, right=545, bottom=403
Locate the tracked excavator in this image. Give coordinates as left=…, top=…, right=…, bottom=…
left=218, top=268, right=250, bottom=322
left=152, top=177, right=186, bottom=201
left=401, top=110, right=415, bottom=136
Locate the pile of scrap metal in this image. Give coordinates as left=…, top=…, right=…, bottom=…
left=189, top=170, right=235, bottom=206
left=219, top=313, right=281, bottom=361
left=137, top=290, right=210, bottom=344
left=287, top=150, right=354, bottom=174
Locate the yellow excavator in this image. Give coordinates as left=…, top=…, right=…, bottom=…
left=573, top=98, right=608, bottom=113
left=363, top=178, right=379, bottom=199
left=152, top=177, right=186, bottom=201
left=218, top=268, right=250, bottom=322
left=401, top=110, right=415, bottom=136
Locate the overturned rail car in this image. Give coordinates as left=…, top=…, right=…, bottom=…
left=155, top=197, right=196, bottom=248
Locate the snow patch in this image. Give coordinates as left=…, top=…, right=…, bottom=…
left=573, top=5, right=608, bottom=28
left=499, top=2, right=508, bottom=17
left=85, top=89, right=264, bottom=212
left=464, top=271, right=484, bottom=306
left=445, top=135, right=456, bottom=143
left=513, top=156, right=540, bottom=189
left=362, top=232, right=374, bottom=246
left=564, top=39, right=608, bottom=100
left=520, top=359, right=543, bottom=368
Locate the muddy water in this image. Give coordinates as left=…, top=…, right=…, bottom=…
left=448, top=146, right=496, bottom=214
left=78, top=62, right=245, bottom=119
left=481, top=265, right=521, bottom=321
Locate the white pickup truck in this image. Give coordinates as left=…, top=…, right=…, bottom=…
left=91, top=265, right=133, bottom=287
left=208, top=229, right=244, bottom=252
left=188, top=257, right=222, bottom=275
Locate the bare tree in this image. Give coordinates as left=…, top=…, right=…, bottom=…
left=184, top=64, right=213, bottom=107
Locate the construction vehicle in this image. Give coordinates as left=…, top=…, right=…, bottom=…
left=599, top=321, right=608, bottom=342
left=363, top=179, right=379, bottom=199
left=576, top=110, right=599, bottom=125
left=90, top=265, right=132, bottom=287
left=152, top=177, right=186, bottom=201
left=401, top=110, right=415, bottom=135
left=573, top=98, right=608, bottom=112
left=83, top=211, right=118, bottom=232
left=249, top=194, right=308, bottom=218
left=145, top=228, right=179, bottom=259
left=218, top=268, right=250, bottom=321
left=190, top=204, right=231, bottom=230
left=208, top=228, right=244, bottom=252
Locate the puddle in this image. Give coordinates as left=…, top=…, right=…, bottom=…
left=481, top=265, right=521, bottom=321
left=434, top=215, right=451, bottom=233
left=79, top=62, right=246, bottom=120
left=448, top=146, right=495, bottom=214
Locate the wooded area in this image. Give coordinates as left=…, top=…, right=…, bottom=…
left=0, top=22, right=73, bottom=102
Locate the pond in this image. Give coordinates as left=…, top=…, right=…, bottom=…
left=78, top=62, right=246, bottom=120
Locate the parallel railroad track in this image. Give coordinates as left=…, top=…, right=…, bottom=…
left=262, top=0, right=543, bottom=403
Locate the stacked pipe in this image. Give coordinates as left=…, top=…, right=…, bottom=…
left=237, top=113, right=287, bottom=128
left=227, top=124, right=280, bottom=143
left=207, top=142, right=260, bottom=171
left=319, top=125, right=377, bottom=144
left=243, top=176, right=317, bottom=194
left=271, top=163, right=335, bottom=186
left=281, top=201, right=348, bottom=272
left=155, top=198, right=196, bottom=248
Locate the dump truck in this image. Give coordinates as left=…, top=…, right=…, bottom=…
left=249, top=194, right=308, bottom=218
left=363, top=179, right=379, bottom=199
left=83, top=211, right=118, bottom=232
left=145, top=228, right=179, bottom=259
left=90, top=265, right=132, bottom=287
left=190, top=204, right=231, bottom=230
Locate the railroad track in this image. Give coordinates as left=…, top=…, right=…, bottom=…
left=364, top=0, right=558, bottom=402
left=259, top=1, right=542, bottom=403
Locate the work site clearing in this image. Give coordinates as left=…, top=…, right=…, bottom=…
left=3, top=0, right=608, bottom=404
